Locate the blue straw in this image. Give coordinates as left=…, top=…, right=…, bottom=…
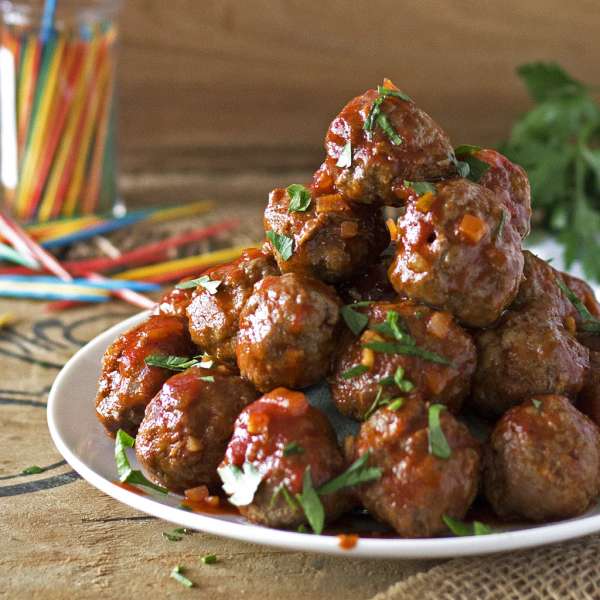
left=40, top=0, right=57, bottom=44
left=0, top=289, right=109, bottom=302
left=0, top=275, right=161, bottom=292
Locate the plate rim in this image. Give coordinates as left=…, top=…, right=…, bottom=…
left=47, top=311, right=600, bottom=559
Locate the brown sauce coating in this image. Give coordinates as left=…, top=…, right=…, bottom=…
left=95, top=314, right=196, bottom=437
left=329, top=301, right=476, bottom=420
left=221, top=388, right=353, bottom=528
left=484, top=395, right=600, bottom=521
left=135, top=365, right=258, bottom=493
left=236, top=273, right=341, bottom=391
left=353, top=398, right=481, bottom=538
left=264, top=186, right=389, bottom=283
left=186, top=248, right=278, bottom=362
left=388, top=178, right=524, bottom=327
left=317, top=86, right=456, bottom=205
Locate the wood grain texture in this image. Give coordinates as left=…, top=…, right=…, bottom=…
left=116, top=0, right=600, bottom=165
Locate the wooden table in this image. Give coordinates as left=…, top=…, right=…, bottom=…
left=0, top=168, right=438, bottom=599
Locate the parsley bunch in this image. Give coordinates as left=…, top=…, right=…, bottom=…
left=501, top=62, right=600, bottom=281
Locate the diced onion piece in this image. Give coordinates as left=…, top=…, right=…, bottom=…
left=360, top=330, right=385, bottom=344
left=316, top=193, right=349, bottom=213
left=205, top=495, right=220, bottom=507
left=247, top=412, right=270, bottom=435
left=425, top=369, right=449, bottom=395
left=386, top=218, right=398, bottom=241
left=415, top=192, right=435, bottom=213
left=185, top=485, right=210, bottom=502
left=361, top=348, right=375, bottom=368
left=565, top=315, right=577, bottom=335
left=427, top=311, right=453, bottom=339
left=340, top=220, right=359, bottom=239
left=186, top=436, right=203, bottom=452
left=459, top=214, right=488, bottom=244
left=408, top=252, right=429, bottom=273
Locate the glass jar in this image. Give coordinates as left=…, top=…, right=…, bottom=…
left=0, top=0, right=121, bottom=222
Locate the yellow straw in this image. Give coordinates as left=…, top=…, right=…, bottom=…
left=16, top=38, right=39, bottom=156
left=115, top=245, right=251, bottom=281
left=38, top=34, right=100, bottom=221
left=146, top=200, right=214, bottom=223
left=0, top=313, right=16, bottom=329
left=14, top=36, right=66, bottom=217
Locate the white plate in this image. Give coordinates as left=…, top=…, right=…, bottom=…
left=48, top=311, right=600, bottom=559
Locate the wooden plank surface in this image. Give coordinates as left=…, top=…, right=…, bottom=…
left=116, top=0, right=600, bottom=165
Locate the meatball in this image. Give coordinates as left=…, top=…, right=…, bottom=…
left=388, top=178, right=524, bottom=327
left=457, top=147, right=531, bottom=238
left=186, top=248, right=278, bottom=362
left=484, top=395, right=600, bottom=521
left=155, top=283, right=194, bottom=318
left=579, top=351, right=600, bottom=427
left=264, top=186, right=389, bottom=283
left=330, top=301, right=476, bottom=420
left=236, top=273, right=341, bottom=391
left=95, top=314, right=196, bottom=437
left=135, top=364, right=258, bottom=493
left=317, top=83, right=456, bottom=205
left=337, top=255, right=397, bottom=304
left=353, top=399, right=480, bottom=537
left=219, top=388, right=352, bottom=529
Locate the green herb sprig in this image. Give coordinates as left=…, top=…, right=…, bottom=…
left=176, top=275, right=221, bottom=294
left=287, top=184, right=312, bottom=212
left=443, top=515, right=494, bottom=536
left=340, top=301, right=372, bottom=335
left=556, top=278, right=600, bottom=333
left=266, top=230, right=294, bottom=261
left=363, top=88, right=406, bottom=146
left=454, top=144, right=491, bottom=182
left=427, top=404, right=451, bottom=459
left=145, top=354, right=213, bottom=372
left=170, top=565, right=194, bottom=588
left=501, top=62, right=600, bottom=282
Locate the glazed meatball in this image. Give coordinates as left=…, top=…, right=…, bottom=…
left=484, top=395, right=600, bottom=521
left=237, top=273, right=341, bottom=391
left=135, top=365, right=258, bottom=493
left=579, top=351, right=600, bottom=427
left=186, top=248, right=278, bottom=362
left=457, top=147, right=531, bottom=238
left=388, top=178, right=524, bottom=327
left=353, top=399, right=480, bottom=537
left=337, top=254, right=397, bottom=304
left=264, top=186, right=389, bottom=283
left=316, top=83, right=456, bottom=205
left=472, top=253, right=591, bottom=417
left=220, top=388, right=352, bottom=529
left=95, top=315, right=196, bottom=437
left=330, top=301, right=476, bottom=420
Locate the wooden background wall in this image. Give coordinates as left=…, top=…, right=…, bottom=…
left=117, top=0, right=600, bottom=175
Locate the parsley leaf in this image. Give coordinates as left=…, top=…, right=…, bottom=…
left=145, top=354, right=208, bottom=372
left=114, top=429, right=167, bottom=494
left=287, top=184, right=312, bottom=212
left=341, top=303, right=370, bottom=335
left=404, top=180, right=436, bottom=196
left=556, top=278, right=600, bottom=333
left=363, top=341, right=451, bottom=365
left=454, top=144, right=483, bottom=156
left=296, top=467, right=325, bottom=535
left=176, top=275, right=221, bottom=294
left=318, top=452, right=382, bottom=495
left=443, top=515, right=494, bottom=536
left=364, top=92, right=404, bottom=145
left=283, top=441, right=304, bottom=457
left=341, top=364, right=369, bottom=379
left=376, top=113, right=403, bottom=145
left=21, top=465, right=44, bottom=475
left=428, top=404, right=451, bottom=459
left=162, top=528, right=186, bottom=542
left=336, top=142, right=352, bottom=168
left=218, top=462, right=262, bottom=506
left=461, top=155, right=490, bottom=182
left=266, top=230, right=294, bottom=261
left=377, top=85, right=412, bottom=102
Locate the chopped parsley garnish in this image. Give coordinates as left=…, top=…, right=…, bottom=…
left=336, top=142, right=352, bottom=168
left=443, top=515, right=494, bottom=536
left=115, top=429, right=167, bottom=494
left=404, top=180, right=436, bottom=196
left=21, top=465, right=44, bottom=475
left=318, top=451, right=382, bottom=495
left=199, top=375, right=215, bottom=382
left=145, top=354, right=211, bottom=372
left=363, top=341, right=451, bottom=365
left=341, top=302, right=371, bottom=335
left=376, top=85, right=412, bottom=102
left=341, top=364, right=369, bottom=379
left=532, top=398, right=543, bottom=411
left=454, top=145, right=491, bottom=182
left=556, top=278, right=600, bottom=333
left=296, top=468, right=325, bottom=534
left=201, top=554, right=218, bottom=565
left=266, top=230, right=294, bottom=261
left=283, top=441, right=305, bottom=457
left=170, top=565, right=194, bottom=588
left=162, top=527, right=187, bottom=542
left=387, top=398, right=404, bottom=411
left=379, top=366, right=415, bottom=393
left=218, top=462, right=262, bottom=506
left=428, top=404, right=451, bottom=459
left=364, top=93, right=404, bottom=145
left=364, top=384, right=406, bottom=419
left=372, top=310, right=414, bottom=345
left=176, top=275, right=222, bottom=294
left=495, top=209, right=508, bottom=240
left=287, top=184, right=312, bottom=212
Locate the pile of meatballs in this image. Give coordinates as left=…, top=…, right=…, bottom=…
left=95, top=80, right=600, bottom=538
